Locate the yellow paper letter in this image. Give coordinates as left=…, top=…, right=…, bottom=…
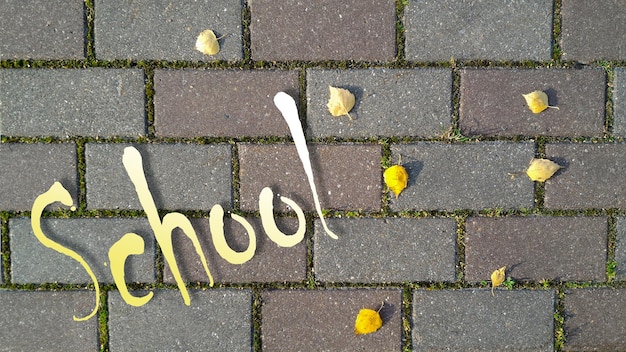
left=259, top=187, right=306, bottom=247
left=209, top=204, right=256, bottom=264
left=108, top=232, right=154, bottom=306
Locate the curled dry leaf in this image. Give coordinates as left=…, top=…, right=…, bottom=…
left=384, top=165, right=408, bottom=198
left=195, top=29, right=220, bottom=55
left=354, top=308, right=383, bottom=335
left=522, top=90, right=559, bottom=114
left=526, top=158, right=562, bottom=182
left=327, top=86, right=355, bottom=119
left=491, top=266, right=506, bottom=296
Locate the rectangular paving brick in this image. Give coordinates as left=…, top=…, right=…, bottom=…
left=614, top=68, right=626, bottom=137
left=163, top=217, right=306, bottom=284
left=262, top=288, right=402, bottom=351
left=306, top=68, right=452, bottom=138
left=389, top=142, right=535, bottom=211
left=465, top=216, right=607, bottom=283
left=413, top=289, right=554, bottom=351
left=0, top=69, right=146, bottom=138
left=615, top=216, right=626, bottom=280
left=85, top=143, right=232, bottom=210
left=460, top=68, right=606, bottom=137
left=544, top=143, right=626, bottom=209
left=10, top=217, right=155, bottom=285
left=249, top=0, right=396, bottom=61
left=154, top=69, right=298, bottom=138
left=0, top=291, right=98, bottom=351
left=314, top=217, right=457, bottom=283
left=561, top=0, right=626, bottom=62
left=0, top=143, right=77, bottom=211
left=0, top=0, right=84, bottom=59
left=95, top=0, right=243, bottom=61
left=563, top=288, right=626, bottom=351
left=404, top=0, right=553, bottom=61
left=108, top=289, right=252, bottom=351
left=238, top=143, right=382, bottom=212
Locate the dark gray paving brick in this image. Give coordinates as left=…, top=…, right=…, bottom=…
left=0, top=290, right=98, bottom=351
left=413, top=289, right=554, bottom=351
left=460, top=68, right=606, bottom=137
left=0, top=0, right=84, bottom=59
left=314, top=217, right=456, bottom=283
left=563, top=288, right=626, bottom=351
left=95, top=0, right=242, bottom=61
left=0, top=69, right=146, bottom=138
left=154, top=69, right=298, bottom=138
left=614, top=68, right=626, bottom=137
left=561, top=0, right=626, bottom=62
left=163, top=217, right=306, bottom=283
left=249, top=0, right=396, bottom=61
left=262, top=288, right=402, bottom=351
left=465, top=216, right=607, bottom=283
left=544, top=143, right=626, bottom=209
left=615, top=216, right=626, bottom=280
left=85, top=143, right=232, bottom=210
left=10, top=217, right=155, bottom=285
left=389, top=142, right=535, bottom=211
left=306, top=68, right=452, bottom=138
left=238, top=143, right=382, bottom=212
left=108, top=289, right=252, bottom=351
left=0, top=143, right=77, bottom=211
left=404, top=0, right=553, bottom=61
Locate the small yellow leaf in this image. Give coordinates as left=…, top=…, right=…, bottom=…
left=327, top=86, right=355, bottom=119
left=526, top=158, right=562, bottom=182
left=522, top=90, right=558, bottom=114
left=195, top=29, right=220, bottom=55
left=491, top=266, right=506, bottom=296
left=355, top=308, right=383, bottom=335
left=384, top=164, right=408, bottom=198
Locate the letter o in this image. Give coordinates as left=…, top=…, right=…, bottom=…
left=210, top=204, right=256, bottom=264
left=259, top=187, right=306, bottom=247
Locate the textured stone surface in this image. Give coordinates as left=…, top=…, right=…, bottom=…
left=94, top=0, right=243, bottom=61
left=154, top=69, right=298, bottom=137
left=249, top=0, right=396, bottom=61
left=262, top=289, right=402, bottom=351
left=460, top=68, right=606, bottom=137
left=108, top=289, right=252, bottom=351
left=615, top=216, right=626, bottom=280
left=0, top=69, right=146, bottom=137
left=544, top=143, right=626, bottom=209
left=389, top=142, right=535, bottom=211
left=413, top=289, right=554, bottom=351
left=314, top=217, right=457, bottom=282
left=465, top=216, right=607, bottom=282
left=404, top=0, right=553, bottom=61
left=306, top=68, right=453, bottom=138
left=614, top=68, right=626, bottom=137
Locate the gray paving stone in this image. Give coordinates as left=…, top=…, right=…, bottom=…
left=85, top=143, right=232, bottom=210
left=262, top=288, right=402, bottom=351
left=306, top=68, right=453, bottom=138
left=108, top=289, right=252, bottom=352
left=465, top=216, right=607, bottom=283
left=614, top=68, right=626, bottom=138
left=249, top=0, right=396, bottom=61
left=404, top=0, right=553, bottom=61
left=10, top=217, right=155, bottom=285
left=0, top=0, right=84, bottom=59
left=460, top=68, right=606, bottom=137
left=544, top=143, right=626, bottom=209
left=389, top=142, right=535, bottom=211
left=94, top=0, right=242, bottom=61
left=238, top=143, right=382, bottom=212
left=413, top=289, right=554, bottom=351
left=314, top=217, right=456, bottom=283
left=561, top=0, right=626, bottom=62
left=0, top=290, right=98, bottom=351
left=615, top=216, right=626, bottom=280
left=154, top=69, right=298, bottom=138
left=0, top=143, right=77, bottom=211
left=563, top=288, right=626, bottom=351
left=163, top=217, right=306, bottom=284
left=0, top=69, right=146, bottom=138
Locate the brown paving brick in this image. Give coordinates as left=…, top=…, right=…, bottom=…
left=154, top=69, right=299, bottom=138
left=544, top=143, right=626, bottom=209
left=262, top=288, right=402, bottom=351
left=465, top=216, right=607, bottom=283
left=249, top=0, right=396, bottom=61
left=163, top=217, right=306, bottom=283
left=238, top=144, right=382, bottom=212
left=564, top=288, right=626, bottom=351
left=561, top=0, right=626, bottom=62
left=460, top=68, right=606, bottom=137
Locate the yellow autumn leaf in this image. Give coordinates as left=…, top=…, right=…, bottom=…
left=522, top=90, right=559, bottom=114
left=491, top=266, right=506, bottom=296
left=355, top=308, right=383, bottom=335
left=327, top=86, right=355, bottom=119
left=384, top=164, right=408, bottom=198
left=526, top=158, right=562, bottom=182
left=195, top=29, right=220, bottom=55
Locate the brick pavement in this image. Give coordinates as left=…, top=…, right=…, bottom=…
left=1, top=1, right=625, bottom=351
